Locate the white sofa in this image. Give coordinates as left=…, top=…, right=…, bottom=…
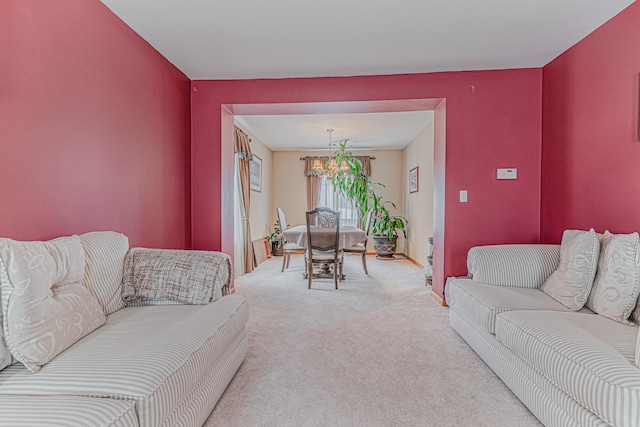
left=447, top=242, right=640, bottom=427
left=0, top=231, right=248, bottom=427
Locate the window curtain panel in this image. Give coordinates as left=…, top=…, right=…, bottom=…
left=303, top=156, right=372, bottom=213
left=234, top=126, right=256, bottom=275
left=355, top=156, right=372, bottom=175
left=304, top=157, right=326, bottom=212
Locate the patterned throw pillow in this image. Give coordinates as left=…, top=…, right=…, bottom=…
left=632, top=296, right=640, bottom=325
left=587, top=231, right=640, bottom=325
left=0, top=236, right=106, bottom=372
left=0, top=310, right=14, bottom=371
left=541, top=229, right=600, bottom=310
left=122, top=248, right=230, bottom=305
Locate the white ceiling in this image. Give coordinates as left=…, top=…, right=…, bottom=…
left=98, top=0, right=634, bottom=150
left=99, top=0, right=634, bottom=80
left=236, top=111, right=434, bottom=150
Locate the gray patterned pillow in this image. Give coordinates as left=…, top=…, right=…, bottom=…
left=122, top=248, right=230, bottom=305
left=588, top=231, right=640, bottom=325
left=0, top=236, right=106, bottom=372
left=541, top=229, right=600, bottom=310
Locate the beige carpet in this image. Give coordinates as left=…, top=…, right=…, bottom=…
left=205, top=254, right=541, bottom=427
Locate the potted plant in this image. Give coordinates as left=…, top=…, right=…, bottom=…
left=331, top=141, right=408, bottom=258
left=269, top=222, right=284, bottom=256
left=369, top=193, right=408, bottom=259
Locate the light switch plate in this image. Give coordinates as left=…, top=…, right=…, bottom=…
left=459, top=190, right=468, bottom=202
left=497, top=168, right=517, bottom=179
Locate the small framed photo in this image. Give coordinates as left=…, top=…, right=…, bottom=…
left=409, top=166, right=419, bottom=193
left=250, top=155, right=262, bottom=192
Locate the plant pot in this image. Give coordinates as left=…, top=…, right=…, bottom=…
left=373, top=235, right=398, bottom=259
left=271, top=242, right=283, bottom=256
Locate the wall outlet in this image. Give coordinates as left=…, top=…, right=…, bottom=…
left=497, top=168, right=517, bottom=179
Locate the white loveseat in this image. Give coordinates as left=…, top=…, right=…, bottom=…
left=447, top=239, right=640, bottom=427
left=0, top=231, right=248, bottom=427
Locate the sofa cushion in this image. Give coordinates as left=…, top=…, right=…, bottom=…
left=0, top=236, right=106, bottom=372
left=495, top=310, right=640, bottom=427
left=541, top=229, right=600, bottom=310
left=447, top=278, right=570, bottom=334
left=467, top=244, right=560, bottom=288
left=0, top=295, right=248, bottom=427
left=587, top=231, right=640, bottom=325
left=0, top=395, right=138, bottom=427
left=79, top=231, right=129, bottom=315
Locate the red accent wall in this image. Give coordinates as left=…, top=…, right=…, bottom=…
left=0, top=1, right=191, bottom=248
left=191, top=69, right=543, bottom=298
left=541, top=2, right=640, bottom=241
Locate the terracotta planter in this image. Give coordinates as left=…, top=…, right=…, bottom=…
left=373, top=235, right=397, bottom=259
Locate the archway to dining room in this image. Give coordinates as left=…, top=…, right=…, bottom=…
left=220, top=98, right=446, bottom=303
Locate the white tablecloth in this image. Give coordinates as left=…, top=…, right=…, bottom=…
left=282, top=225, right=367, bottom=250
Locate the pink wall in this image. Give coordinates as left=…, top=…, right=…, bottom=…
left=541, top=2, right=640, bottom=241
left=0, top=1, right=192, bottom=248
left=191, top=69, right=543, bottom=299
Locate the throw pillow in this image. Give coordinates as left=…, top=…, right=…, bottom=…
left=0, top=236, right=106, bottom=372
left=632, top=296, right=640, bottom=325
left=0, top=298, right=14, bottom=371
left=122, top=248, right=230, bottom=305
left=79, top=231, right=129, bottom=315
left=587, top=231, right=640, bottom=325
left=541, top=229, right=600, bottom=311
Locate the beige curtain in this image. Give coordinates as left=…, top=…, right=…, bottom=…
left=234, top=126, right=256, bottom=274
left=355, top=156, right=372, bottom=175
left=304, top=157, right=326, bottom=211
left=303, top=156, right=373, bottom=211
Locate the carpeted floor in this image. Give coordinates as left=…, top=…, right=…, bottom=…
left=205, top=254, right=541, bottom=427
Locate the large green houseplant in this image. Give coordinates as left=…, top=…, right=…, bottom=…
left=331, top=141, right=408, bottom=258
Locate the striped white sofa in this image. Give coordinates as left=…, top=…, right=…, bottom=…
left=0, top=232, right=249, bottom=427
left=447, top=244, right=640, bottom=427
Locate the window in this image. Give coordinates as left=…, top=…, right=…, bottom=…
left=317, top=175, right=358, bottom=226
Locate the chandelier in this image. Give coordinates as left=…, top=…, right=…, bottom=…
left=311, top=128, right=349, bottom=178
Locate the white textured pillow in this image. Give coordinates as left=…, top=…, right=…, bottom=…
left=0, top=236, right=106, bottom=372
left=636, top=327, right=640, bottom=367
left=0, top=310, right=14, bottom=371
left=587, top=231, right=640, bottom=325
left=79, top=231, right=128, bottom=315
left=541, top=229, right=600, bottom=310
left=632, top=295, right=640, bottom=325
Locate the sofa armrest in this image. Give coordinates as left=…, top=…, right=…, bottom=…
left=122, top=248, right=231, bottom=306
left=467, top=244, right=560, bottom=289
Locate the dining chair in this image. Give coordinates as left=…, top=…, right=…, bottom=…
left=343, top=210, right=373, bottom=274
left=305, top=207, right=343, bottom=289
left=276, top=208, right=305, bottom=272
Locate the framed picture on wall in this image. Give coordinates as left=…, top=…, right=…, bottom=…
left=409, top=166, right=419, bottom=193
left=250, top=155, right=262, bottom=192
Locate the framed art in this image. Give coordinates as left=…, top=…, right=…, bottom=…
left=250, top=155, right=262, bottom=192
left=409, top=166, right=419, bottom=193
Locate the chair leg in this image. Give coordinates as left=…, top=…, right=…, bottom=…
left=286, top=253, right=291, bottom=269
left=281, top=252, right=287, bottom=272
left=308, top=259, right=313, bottom=289
left=361, top=252, right=368, bottom=274
left=334, top=262, right=338, bottom=289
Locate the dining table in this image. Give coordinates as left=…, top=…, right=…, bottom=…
left=282, top=224, right=367, bottom=279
